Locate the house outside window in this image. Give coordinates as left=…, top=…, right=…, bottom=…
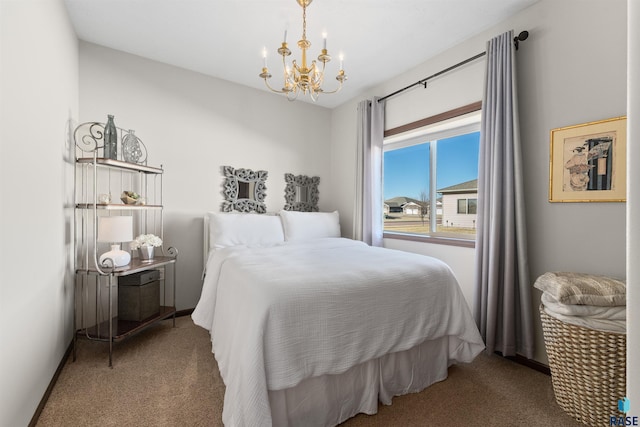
left=383, top=108, right=480, bottom=242
left=442, top=183, right=478, bottom=228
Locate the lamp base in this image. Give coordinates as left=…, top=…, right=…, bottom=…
left=99, top=244, right=131, bottom=267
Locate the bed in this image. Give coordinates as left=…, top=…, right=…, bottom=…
left=192, top=211, right=484, bottom=426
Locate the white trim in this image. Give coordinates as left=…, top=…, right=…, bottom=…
left=202, top=213, right=210, bottom=279
left=383, top=111, right=482, bottom=150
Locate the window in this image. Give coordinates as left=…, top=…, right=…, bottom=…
left=383, top=110, right=480, bottom=241
left=457, top=198, right=477, bottom=214
left=468, top=198, right=477, bottom=214
left=457, top=199, right=467, bottom=214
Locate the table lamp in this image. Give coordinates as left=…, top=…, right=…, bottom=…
left=97, top=216, right=133, bottom=267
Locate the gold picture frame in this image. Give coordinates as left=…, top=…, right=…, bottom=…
left=549, top=116, right=626, bottom=202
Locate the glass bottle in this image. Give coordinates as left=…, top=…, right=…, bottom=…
left=103, top=114, right=117, bottom=160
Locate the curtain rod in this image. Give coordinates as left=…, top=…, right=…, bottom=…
left=378, top=30, right=529, bottom=103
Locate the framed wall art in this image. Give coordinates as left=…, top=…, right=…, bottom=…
left=549, top=116, right=626, bottom=202
left=283, top=173, right=320, bottom=212
left=221, top=166, right=268, bottom=213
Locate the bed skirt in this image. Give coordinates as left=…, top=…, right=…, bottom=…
left=268, top=335, right=452, bottom=427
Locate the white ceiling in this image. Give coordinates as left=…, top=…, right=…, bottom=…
left=63, top=0, right=538, bottom=109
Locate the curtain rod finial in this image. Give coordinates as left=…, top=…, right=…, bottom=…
left=514, top=30, right=529, bottom=50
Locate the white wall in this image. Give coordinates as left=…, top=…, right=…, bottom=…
left=78, top=43, right=333, bottom=309
left=331, top=0, right=627, bottom=364
left=0, top=0, right=78, bottom=425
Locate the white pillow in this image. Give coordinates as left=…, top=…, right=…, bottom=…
left=279, top=210, right=341, bottom=241
left=207, top=212, right=285, bottom=250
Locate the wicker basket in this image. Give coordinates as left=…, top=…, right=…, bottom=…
left=540, top=305, right=626, bottom=426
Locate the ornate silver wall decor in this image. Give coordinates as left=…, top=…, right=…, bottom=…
left=284, top=173, right=319, bottom=212
left=222, top=166, right=268, bottom=213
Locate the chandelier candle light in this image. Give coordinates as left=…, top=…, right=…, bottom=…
left=259, top=0, right=347, bottom=101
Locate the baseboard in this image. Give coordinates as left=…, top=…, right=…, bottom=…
left=175, top=308, right=194, bottom=317
left=29, top=307, right=196, bottom=426
left=28, top=340, right=74, bottom=427
left=497, top=352, right=551, bottom=375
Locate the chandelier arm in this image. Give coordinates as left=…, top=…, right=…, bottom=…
left=316, top=81, right=344, bottom=95
left=291, top=60, right=301, bottom=74
left=311, top=61, right=325, bottom=88
left=263, top=78, right=290, bottom=94
left=281, top=55, right=291, bottom=89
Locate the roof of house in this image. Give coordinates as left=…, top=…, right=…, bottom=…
left=384, top=196, right=423, bottom=206
left=384, top=196, right=443, bottom=207
left=437, top=179, right=478, bottom=194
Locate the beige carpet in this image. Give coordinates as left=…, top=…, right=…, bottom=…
left=36, top=316, right=581, bottom=427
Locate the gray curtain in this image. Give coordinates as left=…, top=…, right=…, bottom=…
left=354, top=97, right=385, bottom=246
left=474, top=31, right=534, bottom=358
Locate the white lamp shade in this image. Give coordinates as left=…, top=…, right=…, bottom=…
left=98, top=216, right=133, bottom=243
left=97, top=216, right=133, bottom=268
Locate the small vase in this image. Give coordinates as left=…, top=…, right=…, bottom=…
left=138, top=245, right=155, bottom=261
left=103, top=114, right=118, bottom=160
left=122, top=129, right=143, bottom=163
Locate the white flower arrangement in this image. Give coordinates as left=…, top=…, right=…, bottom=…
left=130, top=233, right=163, bottom=249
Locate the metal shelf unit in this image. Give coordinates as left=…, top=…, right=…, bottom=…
left=75, top=256, right=177, bottom=366
left=74, top=122, right=177, bottom=367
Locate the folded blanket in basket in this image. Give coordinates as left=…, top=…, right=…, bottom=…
left=533, top=271, right=626, bottom=306
left=541, top=292, right=626, bottom=334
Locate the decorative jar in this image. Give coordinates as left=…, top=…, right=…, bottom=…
left=138, top=245, right=155, bottom=261
left=122, top=129, right=143, bottom=163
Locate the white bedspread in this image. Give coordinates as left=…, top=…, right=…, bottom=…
left=192, top=238, right=484, bottom=426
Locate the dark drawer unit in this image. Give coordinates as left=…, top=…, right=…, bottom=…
left=118, top=270, right=161, bottom=321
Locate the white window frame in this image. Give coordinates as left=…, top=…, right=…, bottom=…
left=383, top=111, right=481, bottom=244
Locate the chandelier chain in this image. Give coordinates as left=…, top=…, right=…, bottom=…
left=302, top=3, right=307, bottom=41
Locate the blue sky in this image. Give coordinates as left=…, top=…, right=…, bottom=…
left=383, top=132, right=480, bottom=200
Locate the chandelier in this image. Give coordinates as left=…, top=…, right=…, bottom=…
left=259, top=0, right=347, bottom=101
